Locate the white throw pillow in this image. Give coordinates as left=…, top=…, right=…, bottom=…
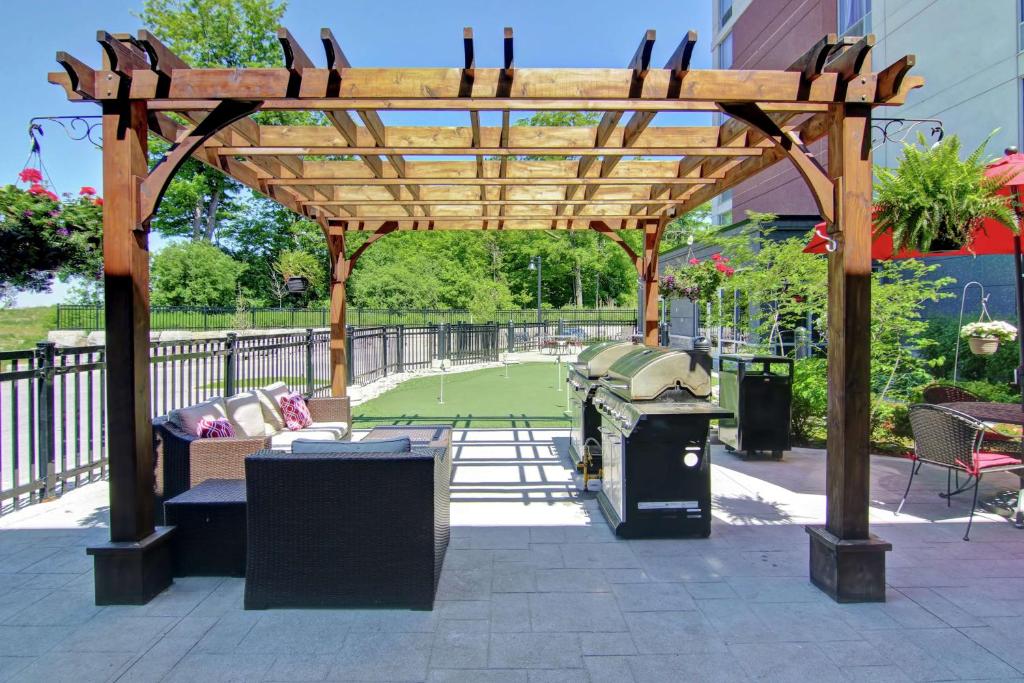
left=254, top=382, right=290, bottom=432
left=224, top=392, right=268, bottom=438
left=169, top=397, right=228, bottom=436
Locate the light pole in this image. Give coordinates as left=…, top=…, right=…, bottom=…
left=595, top=271, right=600, bottom=309
left=528, top=256, right=542, bottom=324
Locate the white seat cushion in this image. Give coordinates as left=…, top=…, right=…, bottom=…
left=309, top=421, right=349, bottom=438
left=254, top=382, right=290, bottom=432
left=224, top=392, right=268, bottom=438
left=169, top=397, right=228, bottom=436
left=269, top=429, right=341, bottom=450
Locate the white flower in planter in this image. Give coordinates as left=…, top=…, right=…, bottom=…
left=960, top=320, right=1018, bottom=342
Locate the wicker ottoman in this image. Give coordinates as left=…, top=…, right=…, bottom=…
left=165, top=479, right=247, bottom=577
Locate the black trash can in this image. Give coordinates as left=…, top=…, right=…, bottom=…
left=718, top=354, right=793, bottom=460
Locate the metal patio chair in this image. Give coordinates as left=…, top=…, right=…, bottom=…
left=902, top=404, right=1023, bottom=540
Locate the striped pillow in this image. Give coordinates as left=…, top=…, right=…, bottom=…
left=279, top=392, right=313, bottom=431
left=197, top=417, right=235, bottom=439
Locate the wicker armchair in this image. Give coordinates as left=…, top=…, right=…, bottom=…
left=243, top=447, right=450, bottom=610
left=903, top=404, right=1023, bottom=540
left=152, top=395, right=352, bottom=521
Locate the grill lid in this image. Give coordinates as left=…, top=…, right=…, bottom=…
left=571, top=340, right=639, bottom=379
left=602, top=347, right=712, bottom=401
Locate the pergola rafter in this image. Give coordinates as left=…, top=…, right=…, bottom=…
left=51, top=26, right=922, bottom=608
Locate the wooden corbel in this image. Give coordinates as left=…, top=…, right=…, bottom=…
left=138, top=99, right=263, bottom=224
left=718, top=101, right=835, bottom=225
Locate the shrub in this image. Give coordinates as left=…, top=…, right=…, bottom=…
left=791, top=358, right=828, bottom=444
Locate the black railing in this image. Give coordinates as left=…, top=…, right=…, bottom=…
left=55, top=304, right=638, bottom=331
left=0, top=319, right=635, bottom=513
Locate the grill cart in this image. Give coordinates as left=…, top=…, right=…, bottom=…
left=717, top=354, right=793, bottom=460
left=593, top=347, right=731, bottom=538
left=567, top=341, right=640, bottom=483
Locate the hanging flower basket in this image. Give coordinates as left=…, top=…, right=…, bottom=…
left=660, top=254, right=734, bottom=303
left=961, top=320, right=1017, bottom=356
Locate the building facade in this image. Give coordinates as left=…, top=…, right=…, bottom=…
left=707, top=0, right=1024, bottom=316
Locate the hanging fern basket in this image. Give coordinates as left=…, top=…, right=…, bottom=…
left=968, top=336, right=1000, bottom=356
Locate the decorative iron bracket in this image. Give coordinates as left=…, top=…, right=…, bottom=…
left=28, top=115, right=103, bottom=151
left=871, top=117, right=944, bottom=150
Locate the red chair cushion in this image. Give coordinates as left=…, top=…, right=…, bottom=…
left=973, top=451, right=1023, bottom=470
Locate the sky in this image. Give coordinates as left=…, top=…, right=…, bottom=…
left=1, top=0, right=713, bottom=306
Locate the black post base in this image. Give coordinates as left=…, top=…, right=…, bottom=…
left=87, top=526, right=176, bottom=605
left=806, top=525, right=891, bottom=603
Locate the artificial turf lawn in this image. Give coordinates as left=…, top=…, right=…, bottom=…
left=353, top=361, right=574, bottom=428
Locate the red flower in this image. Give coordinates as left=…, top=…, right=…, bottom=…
left=18, top=168, right=42, bottom=184
left=93, top=197, right=104, bottom=207
left=79, top=186, right=96, bottom=196
left=725, top=267, right=735, bottom=276
left=721, top=257, right=730, bottom=263
left=27, top=183, right=47, bottom=196
left=688, top=258, right=700, bottom=265
left=715, top=261, right=727, bottom=272
left=44, top=190, right=59, bottom=202
left=710, top=253, right=722, bottom=261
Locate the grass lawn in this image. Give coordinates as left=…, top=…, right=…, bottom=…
left=354, top=361, right=573, bottom=428
left=0, top=306, right=56, bottom=352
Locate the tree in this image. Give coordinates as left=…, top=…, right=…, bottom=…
left=151, top=241, right=246, bottom=307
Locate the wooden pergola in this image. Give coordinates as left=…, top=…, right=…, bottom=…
left=50, top=28, right=921, bottom=605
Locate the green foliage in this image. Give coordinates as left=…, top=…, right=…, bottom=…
left=875, top=132, right=1017, bottom=252
left=922, top=316, right=1019, bottom=384
left=136, top=0, right=287, bottom=69
left=151, top=241, right=246, bottom=307
left=660, top=255, right=735, bottom=305
left=790, top=358, right=828, bottom=443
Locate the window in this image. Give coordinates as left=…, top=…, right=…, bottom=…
left=838, top=0, right=871, bottom=36
left=1019, top=0, right=1024, bottom=52
left=717, top=31, right=733, bottom=70
left=720, top=0, right=733, bottom=27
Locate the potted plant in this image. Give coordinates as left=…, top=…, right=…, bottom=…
left=875, top=133, right=1017, bottom=253
left=960, top=320, right=1017, bottom=356
left=660, top=254, right=735, bottom=304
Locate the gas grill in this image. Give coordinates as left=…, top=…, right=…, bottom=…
left=567, top=341, right=640, bottom=479
left=593, top=346, right=732, bottom=538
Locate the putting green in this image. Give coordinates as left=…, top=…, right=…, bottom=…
left=353, top=361, right=574, bottom=428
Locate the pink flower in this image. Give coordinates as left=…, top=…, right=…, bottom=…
left=688, top=258, right=699, bottom=265
left=79, top=186, right=96, bottom=196
left=725, top=267, right=735, bottom=276
left=93, top=198, right=104, bottom=207
left=721, top=257, right=730, bottom=263
left=18, top=168, right=42, bottom=184
left=27, top=183, right=47, bottom=196
left=715, top=261, right=728, bottom=273
left=44, top=190, right=59, bottom=202
left=710, top=253, right=722, bottom=261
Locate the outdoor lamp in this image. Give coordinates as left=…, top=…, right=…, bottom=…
left=285, top=276, right=309, bottom=294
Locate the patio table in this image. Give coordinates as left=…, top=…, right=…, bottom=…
left=943, top=401, right=1024, bottom=528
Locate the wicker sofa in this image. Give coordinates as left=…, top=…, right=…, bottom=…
left=153, top=385, right=351, bottom=514
left=243, top=446, right=451, bottom=610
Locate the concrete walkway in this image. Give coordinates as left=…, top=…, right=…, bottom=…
left=1, top=431, right=1024, bottom=681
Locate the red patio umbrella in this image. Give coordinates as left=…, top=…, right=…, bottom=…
left=803, top=147, right=1024, bottom=406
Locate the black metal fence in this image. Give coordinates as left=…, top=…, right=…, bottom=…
left=55, top=304, right=638, bottom=332
left=0, top=319, right=634, bottom=513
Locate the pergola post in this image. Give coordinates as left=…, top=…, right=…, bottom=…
left=328, top=233, right=348, bottom=397
left=806, top=103, right=891, bottom=603
left=641, top=217, right=668, bottom=346
left=85, top=99, right=174, bottom=605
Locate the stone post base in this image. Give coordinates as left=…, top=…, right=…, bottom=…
left=806, top=525, right=891, bottom=603
left=87, top=526, right=175, bottom=605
